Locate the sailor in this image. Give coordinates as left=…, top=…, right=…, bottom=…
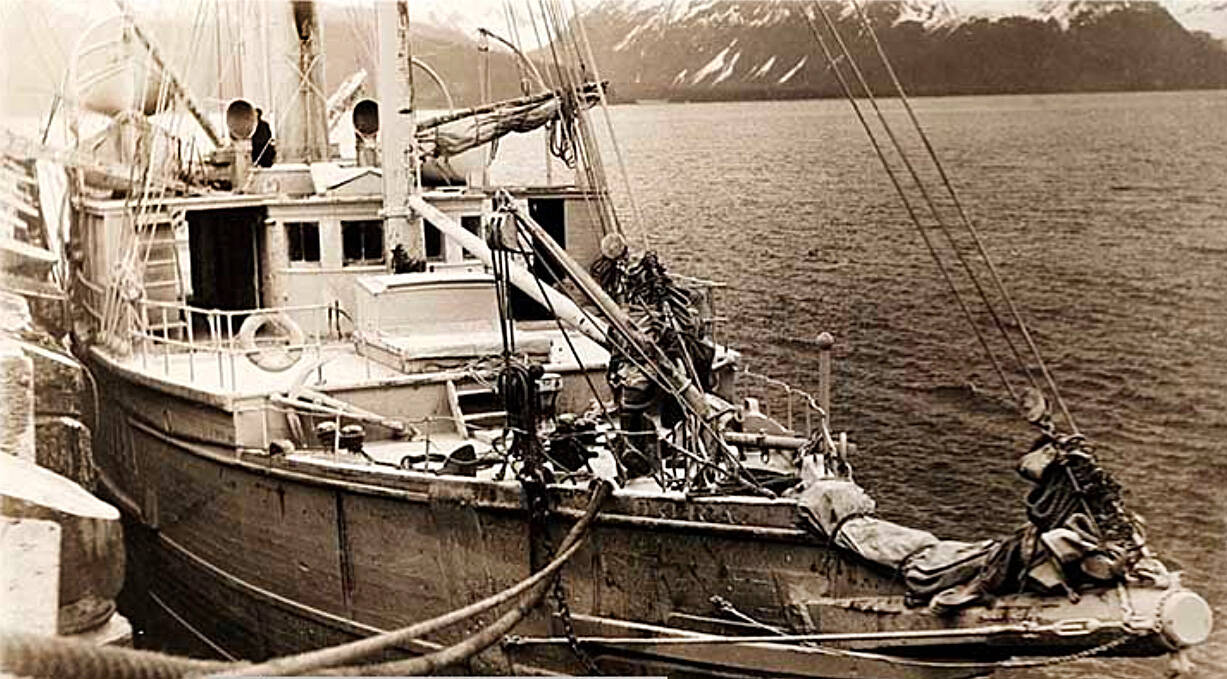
left=251, top=108, right=275, bottom=167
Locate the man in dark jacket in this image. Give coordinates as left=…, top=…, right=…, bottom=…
left=251, top=109, right=275, bottom=167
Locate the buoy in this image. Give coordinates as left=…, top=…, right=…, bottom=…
left=237, top=312, right=305, bottom=372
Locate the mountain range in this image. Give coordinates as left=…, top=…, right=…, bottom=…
left=559, top=1, right=1227, bottom=101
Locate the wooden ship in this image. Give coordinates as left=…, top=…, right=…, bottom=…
left=6, top=0, right=1212, bottom=677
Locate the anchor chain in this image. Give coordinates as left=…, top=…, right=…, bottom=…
left=998, top=632, right=1135, bottom=669
left=528, top=480, right=601, bottom=675
left=520, top=417, right=601, bottom=676
left=552, top=574, right=601, bottom=675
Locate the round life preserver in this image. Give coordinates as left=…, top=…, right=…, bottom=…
left=237, top=312, right=305, bottom=372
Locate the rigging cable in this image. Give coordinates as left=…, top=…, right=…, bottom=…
left=846, top=0, right=1078, bottom=434
left=816, top=2, right=1038, bottom=401
left=534, top=0, right=611, bottom=247
left=538, top=0, right=620, bottom=238
left=801, top=4, right=1018, bottom=403
left=569, top=0, right=651, bottom=250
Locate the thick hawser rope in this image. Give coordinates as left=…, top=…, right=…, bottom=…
left=0, top=481, right=613, bottom=679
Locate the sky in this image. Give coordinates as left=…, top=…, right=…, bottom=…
left=3, top=0, right=1223, bottom=125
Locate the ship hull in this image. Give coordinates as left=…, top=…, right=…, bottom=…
left=87, top=350, right=1172, bottom=679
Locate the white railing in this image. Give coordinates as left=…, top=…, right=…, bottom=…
left=672, top=273, right=728, bottom=342
left=76, top=272, right=350, bottom=391
left=132, top=299, right=349, bottom=390
left=739, top=367, right=826, bottom=436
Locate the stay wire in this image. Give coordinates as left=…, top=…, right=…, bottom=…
left=809, top=2, right=1022, bottom=402
left=539, top=0, right=617, bottom=238
left=571, top=0, right=644, bottom=247
left=847, top=0, right=1078, bottom=434
left=803, top=4, right=1017, bottom=403
left=843, top=0, right=1034, bottom=391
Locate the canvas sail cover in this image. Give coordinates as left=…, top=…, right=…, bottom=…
left=416, top=87, right=602, bottom=159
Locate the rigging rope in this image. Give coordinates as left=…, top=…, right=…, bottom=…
left=801, top=4, right=1018, bottom=403
left=569, top=0, right=651, bottom=250
left=537, top=0, right=621, bottom=239
left=845, top=0, right=1078, bottom=434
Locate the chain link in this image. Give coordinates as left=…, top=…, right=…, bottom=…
left=523, top=462, right=601, bottom=675
left=551, top=576, right=602, bottom=674
left=998, top=632, right=1135, bottom=669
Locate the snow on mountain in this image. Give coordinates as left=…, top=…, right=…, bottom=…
left=888, top=0, right=1227, bottom=35
left=1166, top=1, right=1227, bottom=38
left=580, top=0, right=1227, bottom=40
left=887, top=1, right=1131, bottom=31
left=561, top=0, right=1227, bottom=99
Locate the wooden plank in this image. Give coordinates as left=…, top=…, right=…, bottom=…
left=445, top=379, right=468, bottom=438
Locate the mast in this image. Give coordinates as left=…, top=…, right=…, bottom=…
left=377, top=0, right=424, bottom=260
left=270, top=1, right=330, bottom=163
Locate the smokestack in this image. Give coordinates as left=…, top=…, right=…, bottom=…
left=226, top=99, right=256, bottom=189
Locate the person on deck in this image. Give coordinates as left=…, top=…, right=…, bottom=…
left=251, top=109, right=275, bottom=167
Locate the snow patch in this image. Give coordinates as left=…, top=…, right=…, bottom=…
left=888, top=1, right=1142, bottom=33
left=712, top=51, right=742, bottom=85
left=778, top=56, right=808, bottom=84
left=689, top=40, right=739, bottom=84
left=613, top=21, right=652, bottom=51
left=751, top=56, right=777, bottom=80
left=672, top=69, right=690, bottom=86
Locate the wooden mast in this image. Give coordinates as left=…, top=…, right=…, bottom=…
left=377, top=0, right=424, bottom=261
left=271, top=1, right=329, bottom=163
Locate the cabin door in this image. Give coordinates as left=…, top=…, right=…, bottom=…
left=511, top=198, right=566, bottom=320
left=186, top=207, right=265, bottom=312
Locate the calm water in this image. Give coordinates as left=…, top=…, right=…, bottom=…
left=497, top=89, right=1227, bottom=677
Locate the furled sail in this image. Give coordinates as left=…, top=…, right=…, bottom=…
left=414, top=83, right=602, bottom=160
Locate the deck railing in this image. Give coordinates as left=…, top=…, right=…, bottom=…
left=739, top=367, right=826, bottom=436
left=136, top=300, right=348, bottom=389
left=76, top=271, right=349, bottom=390
left=672, top=273, right=728, bottom=343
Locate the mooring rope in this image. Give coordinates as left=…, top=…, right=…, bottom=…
left=0, top=635, right=238, bottom=679
left=310, top=479, right=613, bottom=677
left=0, top=482, right=612, bottom=679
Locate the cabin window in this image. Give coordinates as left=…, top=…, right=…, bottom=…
left=460, top=215, right=482, bottom=260
left=342, top=219, right=384, bottom=266
left=424, top=220, right=443, bottom=261
left=285, top=221, right=320, bottom=263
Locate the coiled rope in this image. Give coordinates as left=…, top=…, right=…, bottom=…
left=0, top=481, right=612, bottom=679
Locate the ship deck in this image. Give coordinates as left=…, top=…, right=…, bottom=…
left=105, top=324, right=610, bottom=399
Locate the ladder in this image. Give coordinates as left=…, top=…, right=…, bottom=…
left=445, top=380, right=507, bottom=443
left=134, top=210, right=190, bottom=338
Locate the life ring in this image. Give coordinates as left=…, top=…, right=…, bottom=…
left=237, top=312, right=305, bottom=372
